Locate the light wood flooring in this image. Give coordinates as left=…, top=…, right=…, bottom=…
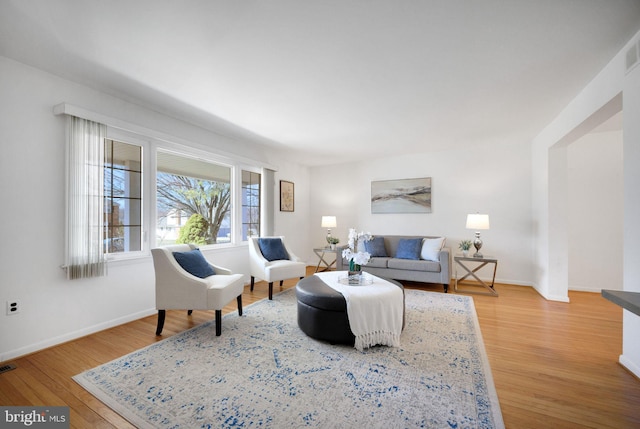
left=1, top=268, right=639, bottom=428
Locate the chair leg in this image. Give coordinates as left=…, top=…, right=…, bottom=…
left=215, top=309, right=222, bottom=336
left=156, top=310, right=166, bottom=336
left=268, top=282, right=273, bottom=300
left=188, top=310, right=193, bottom=315
left=250, top=276, right=255, bottom=291
left=237, top=295, right=243, bottom=316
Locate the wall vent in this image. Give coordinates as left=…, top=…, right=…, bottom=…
left=626, top=40, right=640, bottom=74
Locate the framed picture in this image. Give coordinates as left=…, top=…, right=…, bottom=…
left=371, top=177, right=432, bottom=214
left=280, top=180, right=294, bottom=212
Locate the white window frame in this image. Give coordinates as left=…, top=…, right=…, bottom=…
left=237, top=165, right=262, bottom=242
left=104, top=127, right=151, bottom=262
left=154, top=145, right=236, bottom=249
left=54, top=103, right=276, bottom=263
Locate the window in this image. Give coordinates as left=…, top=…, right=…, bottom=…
left=156, top=151, right=232, bottom=246
left=103, top=139, right=142, bottom=253
left=59, top=105, right=270, bottom=270
left=242, top=170, right=261, bottom=240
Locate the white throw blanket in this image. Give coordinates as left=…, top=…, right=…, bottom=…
left=314, top=271, right=404, bottom=351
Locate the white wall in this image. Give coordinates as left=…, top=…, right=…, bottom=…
left=0, top=56, right=312, bottom=361
left=273, top=163, right=311, bottom=254
left=621, top=52, right=640, bottom=378
left=568, top=130, right=623, bottom=292
left=308, top=140, right=533, bottom=286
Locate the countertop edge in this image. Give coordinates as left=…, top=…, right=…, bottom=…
left=602, top=289, right=640, bottom=317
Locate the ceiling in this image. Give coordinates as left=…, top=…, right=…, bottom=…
left=1, top=1, right=639, bottom=166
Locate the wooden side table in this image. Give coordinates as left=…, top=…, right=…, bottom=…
left=454, top=254, right=499, bottom=296
left=313, top=247, right=338, bottom=272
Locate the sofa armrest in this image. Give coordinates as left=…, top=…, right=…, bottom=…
left=335, top=245, right=349, bottom=270
left=439, top=247, right=452, bottom=285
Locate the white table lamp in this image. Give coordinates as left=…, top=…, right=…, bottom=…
left=466, top=213, right=490, bottom=257
left=321, top=216, right=337, bottom=243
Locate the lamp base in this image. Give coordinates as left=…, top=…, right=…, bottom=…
left=473, top=232, right=483, bottom=258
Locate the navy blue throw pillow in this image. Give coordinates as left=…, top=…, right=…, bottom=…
left=396, top=238, right=423, bottom=260
left=173, top=249, right=216, bottom=278
left=364, top=236, right=388, bottom=257
left=258, top=238, right=289, bottom=261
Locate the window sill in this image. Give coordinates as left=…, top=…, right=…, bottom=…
left=106, top=252, right=151, bottom=266
left=105, top=242, right=250, bottom=266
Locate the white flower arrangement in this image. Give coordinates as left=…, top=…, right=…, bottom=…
left=341, top=228, right=372, bottom=270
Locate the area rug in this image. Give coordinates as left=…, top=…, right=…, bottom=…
left=74, top=289, right=504, bottom=428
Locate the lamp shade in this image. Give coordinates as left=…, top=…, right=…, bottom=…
left=466, top=214, right=490, bottom=230
left=321, top=216, right=337, bottom=228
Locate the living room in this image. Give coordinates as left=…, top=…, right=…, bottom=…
left=1, top=2, right=640, bottom=426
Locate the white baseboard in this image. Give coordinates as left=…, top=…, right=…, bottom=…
left=619, top=354, right=640, bottom=379
left=531, top=284, right=571, bottom=302
left=495, top=278, right=533, bottom=287
left=569, top=285, right=611, bottom=293
left=450, top=277, right=533, bottom=287
left=1, top=308, right=157, bottom=362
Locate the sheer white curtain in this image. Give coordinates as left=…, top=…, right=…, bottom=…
left=65, top=116, right=107, bottom=279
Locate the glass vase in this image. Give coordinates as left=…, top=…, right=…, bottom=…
left=348, top=259, right=362, bottom=276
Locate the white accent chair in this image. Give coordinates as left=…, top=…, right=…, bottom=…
left=151, top=244, right=245, bottom=336
left=248, top=236, right=306, bottom=300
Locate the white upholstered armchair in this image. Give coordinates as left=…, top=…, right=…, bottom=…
left=248, top=236, right=306, bottom=300
left=151, top=244, right=245, bottom=336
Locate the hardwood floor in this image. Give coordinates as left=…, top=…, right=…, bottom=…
left=466, top=284, right=640, bottom=429
left=1, top=269, right=639, bottom=428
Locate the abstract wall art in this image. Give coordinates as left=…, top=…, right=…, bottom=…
left=371, top=177, right=432, bottom=214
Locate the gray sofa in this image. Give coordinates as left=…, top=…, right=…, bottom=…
left=336, top=235, right=451, bottom=292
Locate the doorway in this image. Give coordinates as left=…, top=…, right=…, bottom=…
left=548, top=93, right=623, bottom=298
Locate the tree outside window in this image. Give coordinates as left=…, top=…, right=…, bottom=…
left=156, top=152, right=231, bottom=246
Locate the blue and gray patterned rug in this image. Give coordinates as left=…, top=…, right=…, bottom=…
left=74, top=288, right=504, bottom=428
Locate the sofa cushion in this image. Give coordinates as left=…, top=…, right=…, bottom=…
left=258, top=238, right=289, bottom=261
left=366, top=257, right=391, bottom=268
left=421, top=237, right=446, bottom=261
left=388, top=258, right=441, bottom=272
left=364, top=236, right=388, bottom=257
left=396, top=238, right=423, bottom=260
left=173, top=249, right=216, bottom=278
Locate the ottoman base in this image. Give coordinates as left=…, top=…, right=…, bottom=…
left=297, top=300, right=355, bottom=345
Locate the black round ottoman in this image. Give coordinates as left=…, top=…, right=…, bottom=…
left=295, top=275, right=404, bottom=345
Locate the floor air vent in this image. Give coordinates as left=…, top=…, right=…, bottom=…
left=0, top=363, right=17, bottom=374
